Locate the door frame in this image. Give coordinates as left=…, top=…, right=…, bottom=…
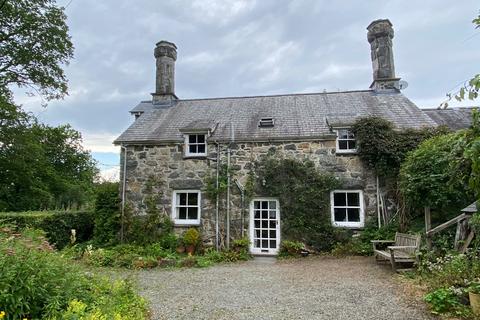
left=249, top=198, right=280, bottom=255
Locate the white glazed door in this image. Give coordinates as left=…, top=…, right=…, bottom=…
left=250, top=199, right=280, bottom=255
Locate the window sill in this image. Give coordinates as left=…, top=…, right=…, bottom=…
left=183, top=155, right=207, bottom=160
left=173, top=220, right=201, bottom=227
left=335, top=150, right=357, bottom=155
left=332, top=222, right=364, bottom=229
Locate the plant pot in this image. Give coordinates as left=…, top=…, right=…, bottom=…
left=176, top=245, right=185, bottom=254
left=186, top=245, right=196, bottom=256
left=469, top=292, right=480, bottom=315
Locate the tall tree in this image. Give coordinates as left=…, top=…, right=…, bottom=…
left=0, top=0, right=98, bottom=211
left=0, top=0, right=74, bottom=101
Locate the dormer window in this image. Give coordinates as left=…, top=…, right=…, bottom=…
left=336, top=128, right=357, bottom=153
left=259, top=118, right=274, bottom=127
left=185, top=134, right=207, bottom=157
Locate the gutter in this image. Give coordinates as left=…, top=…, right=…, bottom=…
left=113, top=134, right=337, bottom=146
left=120, top=145, right=128, bottom=243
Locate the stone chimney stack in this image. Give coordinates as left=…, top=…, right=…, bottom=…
left=152, top=40, right=177, bottom=101
left=367, top=19, right=400, bottom=91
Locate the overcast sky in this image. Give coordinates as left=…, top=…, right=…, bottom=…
left=14, top=0, right=480, bottom=179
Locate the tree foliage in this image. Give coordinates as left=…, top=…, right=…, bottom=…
left=399, top=108, right=480, bottom=214
left=0, top=0, right=74, bottom=101
left=399, top=131, right=474, bottom=213
left=0, top=0, right=98, bottom=211
left=0, top=105, right=98, bottom=211
left=464, top=109, right=480, bottom=200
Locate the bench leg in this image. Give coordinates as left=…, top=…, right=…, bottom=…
left=389, top=250, right=397, bottom=272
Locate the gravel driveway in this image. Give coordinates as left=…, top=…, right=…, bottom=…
left=132, top=256, right=433, bottom=320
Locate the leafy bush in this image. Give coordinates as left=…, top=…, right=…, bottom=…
left=399, top=131, right=474, bottom=215
left=417, top=251, right=480, bottom=290
left=93, top=182, right=120, bottom=245
left=80, top=240, right=250, bottom=269
left=183, top=228, right=201, bottom=246
left=331, top=221, right=397, bottom=256
left=0, top=210, right=94, bottom=249
left=0, top=226, right=148, bottom=319
left=232, top=237, right=250, bottom=252
left=424, top=287, right=468, bottom=316
left=252, top=157, right=339, bottom=251
left=279, top=240, right=305, bottom=257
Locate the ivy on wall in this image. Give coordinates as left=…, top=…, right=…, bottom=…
left=251, top=156, right=340, bottom=251
left=352, top=117, right=450, bottom=178
left=351, top=116, right=451, bottom=228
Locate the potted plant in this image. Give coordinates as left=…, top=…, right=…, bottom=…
left=176, top=238, right=185, bottom=254
left=469, top=282, right=480, bottom=315
left=183, top=228, right=200, bottom=256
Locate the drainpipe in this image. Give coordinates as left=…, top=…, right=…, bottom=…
left=234, top=179, right=245, bottom=238
left=376, top=175, right=381, bottom=229
left=215, top=142, right=220, bottom=250
left=120, top=145, right=128, bottom=243
left=226, top=145, right=231, bottom=250
left=226, top=122, right=235, bottom=250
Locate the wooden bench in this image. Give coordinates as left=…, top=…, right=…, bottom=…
left=372, top=232, right=421, bottom=272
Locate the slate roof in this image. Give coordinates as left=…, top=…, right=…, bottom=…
left=423, top=107, right=476, bottom=130
left=114, top=90, right=437, bottom=144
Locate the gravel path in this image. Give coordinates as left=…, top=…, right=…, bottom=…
left=132, top=256, right=433, bottom=320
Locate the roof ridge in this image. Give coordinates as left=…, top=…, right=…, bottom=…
left=175, top=89, right=374, bottom=102
left=422, top=106, right=478, bottom=110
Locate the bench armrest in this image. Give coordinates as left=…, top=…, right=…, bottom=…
left=371, top=240, right=395, bottom=243
left=387, top=245, right=417, bottom=250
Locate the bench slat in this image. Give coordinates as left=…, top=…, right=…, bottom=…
left=373, top=232, right=420, bottom=272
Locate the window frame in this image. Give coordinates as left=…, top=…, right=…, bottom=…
left=171, top=190, right=201, bottom=226
left=184, top=133, right=207, bottom=157
left=335, top=128, right=357, bottom=154
left=330, top=190, right=364, bottom=228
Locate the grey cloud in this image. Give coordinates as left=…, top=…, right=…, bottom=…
left=17, top=0, right=480, bottom=147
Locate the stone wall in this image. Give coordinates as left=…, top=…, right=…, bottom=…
left=120, top=139, right=377, bottom=244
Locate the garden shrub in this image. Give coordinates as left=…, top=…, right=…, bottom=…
left=93, top=182, right=120, bottom=245
left=183, top=228, right=200, bottom=247
left=80, top=240, right=250, bottom=269
left=415, top=250, right=480, bottom=318
left=399, top=131, right=475, bottom=217
left=279, top=240, right=305, bottom=257
left=0, top=210, right=94, bottom=249
left=252, top=157, right=339, bottom=252
left=331, top=221, right=397, bottom=256
left=424, top=287, right=469, bottom=317
left=232, top=237, right=250, bottom=252
left=0, top=226, right=148, bottom=319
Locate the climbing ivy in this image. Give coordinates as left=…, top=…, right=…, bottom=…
left=252, top=156, right=340, bottom=251
left=123, top=175, right=173, bottom=244
left=352, top=117, right=450, bottom=178
left=204, top=164, right=230, bottom=203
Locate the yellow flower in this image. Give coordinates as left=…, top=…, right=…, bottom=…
left=0, top=311, right=5, bottom=319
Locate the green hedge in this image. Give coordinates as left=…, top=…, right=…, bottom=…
left=0, top=210, right=94, bottom=249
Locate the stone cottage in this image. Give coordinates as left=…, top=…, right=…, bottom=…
left=114, top=19, right=438, bottom=255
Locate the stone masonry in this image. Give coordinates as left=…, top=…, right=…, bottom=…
left=121, top=139, right=377, bottom=244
